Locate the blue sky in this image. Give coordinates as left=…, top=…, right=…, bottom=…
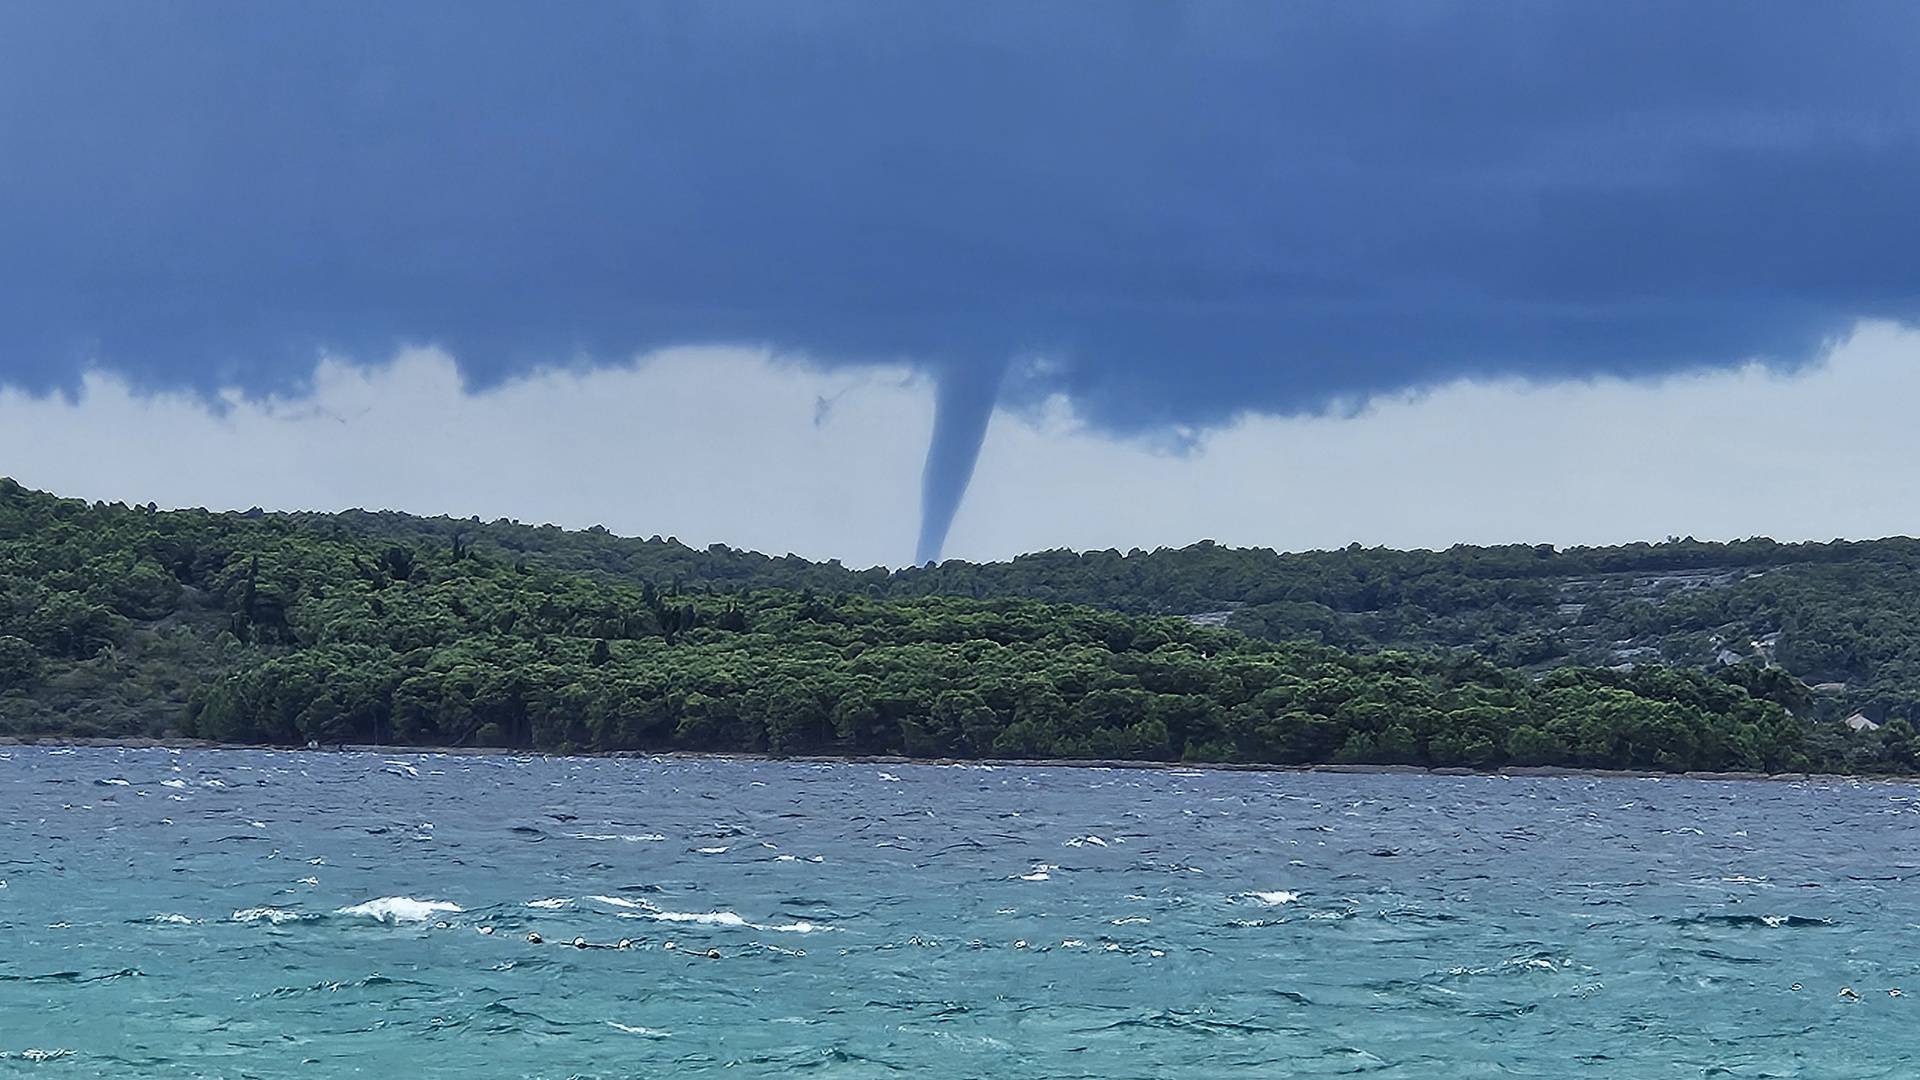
left=3, top=3, right=1917, bottom=562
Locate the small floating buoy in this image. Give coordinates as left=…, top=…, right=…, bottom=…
left=478, top=926, right=495, bottom=936
left=1840, top=986, right=1860, bottom=1001
left=703, top=948, right=721, bottom=960
left=1890, top=988, right=1904, bottom=998
left=617, top=939, right=633, bottom=950
left=526, top=931, right=543, bottom=944
left=1790, top=982, right=1802, bottom=991
left=572, top=937, right=589, bottom=949
left=662, top=941, right=676, bottom=951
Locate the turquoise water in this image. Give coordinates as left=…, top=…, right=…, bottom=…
left=4, top=748, right=1918, bottom=1077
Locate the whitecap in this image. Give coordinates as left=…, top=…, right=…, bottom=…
left=607, top=1022, right=671, bottom=1038
left=644, top=909, right=750, bottom=928
left=1065, top=835, right=1110, bottom=848
left=146, top=913, right=198, bottom=925
left=159, top=779, right=187, bottom=789
left=335, top=897, right=462, bottom=923
left=695, top=846, right=729, bottom=854
left=232, top=906, right=303, bottom=925
left=1111, top=916, right=1151, bottom=926
left=1017, top=865, right=1055, bottom=882
left=526, top=897, right=573, bottom=909
left=568, top=832, right=667, bottom=843
left=877, top=772, right=902, bottom=782
left=97, top=778, right=132, bottom=786
left=1239, top=891, right=1301, bottom=907
left=591, top=895, right=827, bottom=933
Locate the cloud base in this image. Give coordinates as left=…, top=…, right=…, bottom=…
left=3, top=321, right=1916, bottom=568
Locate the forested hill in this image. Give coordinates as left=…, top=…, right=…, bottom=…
left=283, top=499, right=1920, bottom=725
left=0, top=478, right=1899, bottom=774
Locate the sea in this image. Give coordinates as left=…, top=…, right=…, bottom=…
left=3, top=747, right=1918, bottom=1078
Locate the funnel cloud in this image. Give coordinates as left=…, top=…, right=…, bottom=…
left=2, top=3, right=1918, bottom=558
left=916, top=359, right=1008, bottom=564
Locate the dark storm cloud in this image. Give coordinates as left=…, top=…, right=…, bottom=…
left=2, top=2, right=1917, bottom=557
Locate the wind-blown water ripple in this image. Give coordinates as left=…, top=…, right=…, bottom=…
left=3, top=747, right=1918, bottom=1077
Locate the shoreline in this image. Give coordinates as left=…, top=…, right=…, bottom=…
left=0, top=733, right=1907, bottom=785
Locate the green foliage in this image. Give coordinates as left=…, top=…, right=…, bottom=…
left=0, top=634, right=41, bottom=691
left=249, top=498, right=1920, bottom=722
left=0, top=479, right=1894, bottom=774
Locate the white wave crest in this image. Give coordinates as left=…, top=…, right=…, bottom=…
left=648, top=910, right=750, bottom=927
left=1238, top=891, right=1300, bottom=907
left=526, top=897, right=573, bottom=909
left=608, top=1022, right=671, bottom=1037
left=590, top=895, right=826, bottom=932
left=232, top=906, right=303, bottom=924
left=335, top=897, right=462, bottom=923
left=763, top=920, right=826, bottom=934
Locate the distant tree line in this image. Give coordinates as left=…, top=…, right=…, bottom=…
left=6, top=478, right=1914, bottom=774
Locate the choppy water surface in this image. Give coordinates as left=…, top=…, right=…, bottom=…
left=5, top=749, right=1920, bottom=1077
